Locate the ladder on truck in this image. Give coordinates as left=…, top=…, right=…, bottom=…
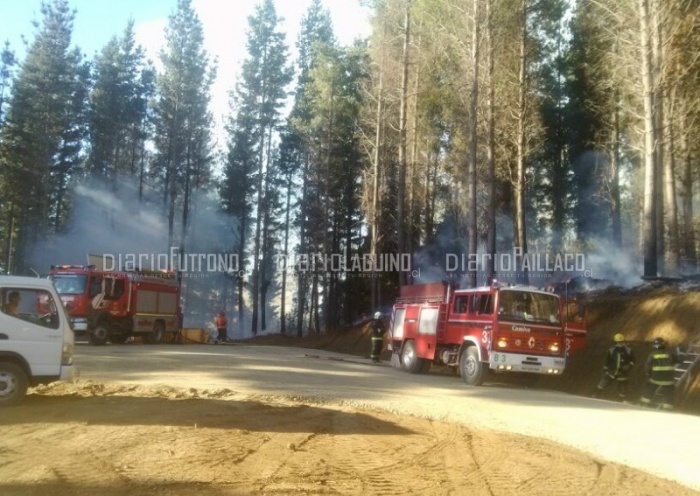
left=674, top=340, right=700, bottom=384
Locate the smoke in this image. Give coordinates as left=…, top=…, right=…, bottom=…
left=583, top=238, right=642, bottom=288
left=28, top=179, right=169, bottom=270
left=27, top=177, right=244, bottom=330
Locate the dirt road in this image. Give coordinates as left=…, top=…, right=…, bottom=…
left=2, top=343, right=699, bottom=495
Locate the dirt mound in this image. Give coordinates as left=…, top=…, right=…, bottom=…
left=558, top=287, right=700, bottom=412
left=244, top=288, right=700, bottom=414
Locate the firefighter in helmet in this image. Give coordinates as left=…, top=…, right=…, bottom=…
left=639, top=337, right=679, bottom=410
left=370, top=311, right=385, bottom=363
left=591, top=333, right=635, bottom=401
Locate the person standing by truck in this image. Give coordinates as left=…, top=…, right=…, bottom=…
left=214, top=310, right=229, bottom=344
left=370, top=312, right=385, bottom=363
left=592, top=333, right=635, bottom=401
left=639, top=337, right=679, bottom=410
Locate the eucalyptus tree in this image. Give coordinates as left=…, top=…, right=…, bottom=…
left=0, top=0, right=88, bottom=273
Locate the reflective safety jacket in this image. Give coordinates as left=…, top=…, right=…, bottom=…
left=645, top=351, right=677, bottom=386
left=604, top=345, right=635, bottom=380
left=215, top=314, right=228, bottom=329
left=371, top=319, right=385, bottom=340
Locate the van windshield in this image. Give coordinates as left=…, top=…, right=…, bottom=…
left=51, top=275, right=87, bottom=295
left=498, top=290, right=560, bottom=324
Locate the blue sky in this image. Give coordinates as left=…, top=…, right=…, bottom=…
left=1, top=0, right=372, bottom=145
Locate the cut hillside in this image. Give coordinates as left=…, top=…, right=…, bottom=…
left=243, top=286, right=700, bottom=414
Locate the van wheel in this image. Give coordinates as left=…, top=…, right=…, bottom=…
left=460, top=346, right=486, bottom=386
left=90, top=324, right=110, bottom=346
left=0, top=362, right=29, bottom=407
left=401, top=341, right=426, bottom=374
left=145, top=322, right=165, bottom=344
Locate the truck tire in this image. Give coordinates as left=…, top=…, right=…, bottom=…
left=0, top=362, right=29, bottom=407
left=90, top=324, right=110, bottom=346
left=460, top=346, right=486, bottom=386
left=401, top=340, right=426, bottom=374
left=145, top=322, right=165, bottom=345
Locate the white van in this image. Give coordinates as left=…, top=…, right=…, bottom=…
left=0, top=276, right=75, bottom=406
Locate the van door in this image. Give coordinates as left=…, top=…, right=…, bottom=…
left=0, top=286, right=63, bottom=378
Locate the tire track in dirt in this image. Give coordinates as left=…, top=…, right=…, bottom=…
left=4, top=383, right=700, bottom=495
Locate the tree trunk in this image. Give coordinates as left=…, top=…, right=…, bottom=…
left=371, top=62, right=383, bottom=312
left=296, top=154, right=309, bottom=337
left=467, top=0, right=480, bottom=288
left=486, top=0, right=496, bottom=283
left=280, top=169, right=292, bottom=335
left=639, top=0, right=658, bottom=278
left=408, top=29, right=422, bottom=283
left=610, top=101, right=623, bottom=248
left=663, top=91, right=679, bottom=275
left=251, top=128, right=266, bottom=335
left=651, top=0, right=664, bottom=275
left=680, top=111, right=695, bottom=270
left=514, top=0, right=529, bottom=285
left=397, top=3, right=410, bottom=287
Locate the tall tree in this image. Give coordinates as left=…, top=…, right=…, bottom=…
left=0, top=0, right=87, bottom=272
left=89, top=21, right=155, bottom=188
left=288, top=0, right=334, bottom=336
left=152, top=0, right=215, bottom=252
left=234, top=0, right=291, bottom=335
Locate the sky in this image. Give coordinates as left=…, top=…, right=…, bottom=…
left=0, top=0, right=372, bottom=147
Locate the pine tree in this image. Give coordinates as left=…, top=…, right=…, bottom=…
left=152, top=0, right=215, bottom=252
left=0, top=0, right=87, bottom=272
left=88, top=21, right=154, bottom=189
left=232, top=0, right=291, bottom=335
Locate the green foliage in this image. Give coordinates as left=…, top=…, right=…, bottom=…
left=88, top=21, right=155, bottom=185
left=0, top=0, right=87, bottom=271
left=152, top=0, right=215, bottom=246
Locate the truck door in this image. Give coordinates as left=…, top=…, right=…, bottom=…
left=0, top=286, right=63, bottom=377
left=391, top=307, right=406, bottom=341
left=416, top=306, right=439, bottom=359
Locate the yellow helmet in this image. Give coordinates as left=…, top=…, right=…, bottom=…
left=613, top=333, right=625, bottom=343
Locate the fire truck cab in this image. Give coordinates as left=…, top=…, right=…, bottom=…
left=49, top=265, right=181, bottom=345
left=388, top=282, right=574, bottom=386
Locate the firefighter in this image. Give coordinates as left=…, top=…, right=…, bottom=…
left=214, top=309, right=228, bottom=344
left=639, top=337, right=679, bottom=410
left=591, top=333, right=635, bottom=401
left=370, top=312, right=385, bottom=363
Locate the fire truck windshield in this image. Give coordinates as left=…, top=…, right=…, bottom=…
left=498, top=289, right=560, bottom=324
left=51, top=275, right=87, bottom=295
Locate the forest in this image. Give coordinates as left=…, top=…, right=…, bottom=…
left=0, top=0, right=698, bottom=336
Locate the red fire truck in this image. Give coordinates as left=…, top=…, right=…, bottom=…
left=388, top=281, right=584, bottom=385
left=49, top=265, right=181, bottom=345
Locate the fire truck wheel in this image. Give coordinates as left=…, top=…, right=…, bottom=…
left=401, top=341, right=426, bottom=374
left=459, top=346, right=485, bottom=386
left=0, top=362, right=29, bottom=407
left=90, top=324, right=110, bottom=346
